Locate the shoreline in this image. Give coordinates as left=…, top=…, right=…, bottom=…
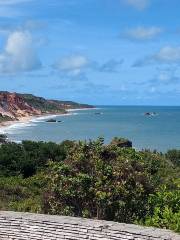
left=0, top=108, right=96, bottom=134
left=0, top=113, right=69, bottom=134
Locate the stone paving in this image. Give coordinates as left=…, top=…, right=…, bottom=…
left=0, top=211, right=179, bottom=240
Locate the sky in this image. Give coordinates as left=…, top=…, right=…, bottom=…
left=0, top=0, right=180, bottom=105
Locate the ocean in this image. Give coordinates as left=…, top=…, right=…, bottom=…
left=1, top=106, right=180, bottom=152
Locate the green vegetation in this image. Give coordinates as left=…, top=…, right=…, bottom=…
left=142, top=183, right=180, bottom=232
left=19, top=94, right=67, bottom=113
left=0, top=114, right=13, bottom=123
left=19, top=93, right=93, bottom=113
left=0, top=137, right=179, bottom=233
left=0, top=134, right=8, bottom=143
left=166, top=149, right=180, bottom=167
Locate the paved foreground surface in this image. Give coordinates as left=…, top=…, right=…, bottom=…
left=0, top=211, right=179, bottom=240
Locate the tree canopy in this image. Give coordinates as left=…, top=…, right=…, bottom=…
left=0, top=137, right=179, bottom=232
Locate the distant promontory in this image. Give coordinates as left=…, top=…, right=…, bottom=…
left=0, top=91, right=94, bottom=123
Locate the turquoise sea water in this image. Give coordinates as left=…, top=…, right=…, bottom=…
left=2, top=106, right=180, bottom=152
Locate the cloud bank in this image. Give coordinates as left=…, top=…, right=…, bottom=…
left=98, top=59, right=124, bottom=72
left=0, top=30, right=41, bottom=74
left=54, top=55, right=89, bottom=76
left=123, top=0, right=150, bottom=10
left=124, top=26, right=162, bottom=40
left=53, top=54, right=124, bottom=78
left=133, top=46, right=180, bottom=67
left=155, top=46, right=180, bottom=62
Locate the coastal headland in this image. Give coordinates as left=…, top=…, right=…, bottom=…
left=0, top=91, right=94, bottom=128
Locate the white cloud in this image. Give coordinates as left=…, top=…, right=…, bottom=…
left=54, top=55, right=89, bottom=76
left=123, top=0, right=150, bottom=10
left=54, top=55, right=124, bottom=78
left=147, top=67, right=180, bottom=87
left=133, top=46, right=180, bottom=67
left=124, top=26, right=162, bottom=40
left=158, top=72, right=172, bottom=82
left=98, top=59, right=124, bottom=72
left=0, top=30, right=41, bottom=74
left=155, top=46, right=180, bottom=62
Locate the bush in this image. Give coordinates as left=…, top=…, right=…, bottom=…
left=142, top=182, right=180, bottom=232
left=166, top=149, right=180, bottom=167
left=0, top=174, right=45, bottom=213
left=43, top=138, right=155, bottom=222
left=0, top=137, right=179, bottom=232
left=0, top=140, right=73, bottom=177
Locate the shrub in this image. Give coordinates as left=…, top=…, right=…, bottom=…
left=43, top=138, right=155, bottom=222
left=142, top=183, right=180, bottom=232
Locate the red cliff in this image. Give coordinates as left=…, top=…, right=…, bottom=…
left=0, top=91, right=93, bottom=122
left=0, top=92, right=41, bottom=120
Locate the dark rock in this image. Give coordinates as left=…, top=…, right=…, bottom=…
left=110, top=137, right=132, bottom=148
left=0, top=134, right=8, bottom=144
left=144, top=112, right=151, bottom=116
left=46, top=119, right=57, bottom=123
left=144, top=112, right=157, bottom=116
left=95, top=112, right=103, bottom=115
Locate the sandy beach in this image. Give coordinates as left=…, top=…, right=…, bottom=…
left=0, top=116, right=32, bottom=128
left=0, top=107, right=95, bottom=137
left=0, top=112, right=73, bottom=134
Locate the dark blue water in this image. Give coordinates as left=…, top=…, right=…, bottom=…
left=3, top=106, right=180, bottom=152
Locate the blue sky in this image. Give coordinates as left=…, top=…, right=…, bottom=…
left=0, top=0, right=180, bottom=105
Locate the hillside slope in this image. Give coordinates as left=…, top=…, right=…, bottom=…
left=0, top=91, right=93, bottom=122
left=19, top=94, right=92, bottom=112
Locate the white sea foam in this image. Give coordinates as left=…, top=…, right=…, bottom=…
left=31, top=112, right=77, bottom=123
left=31, top=115, right=60, bottom=123
left=0, top=112, right=76, bottom=135
left=0, top=108, right=95, bottom=136
left=0, top=121, right=37, bottom=135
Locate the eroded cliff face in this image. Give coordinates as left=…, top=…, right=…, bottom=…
left=0, top=92, right=42, bottom=120
left=0, top=91, right=93, bottom=122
